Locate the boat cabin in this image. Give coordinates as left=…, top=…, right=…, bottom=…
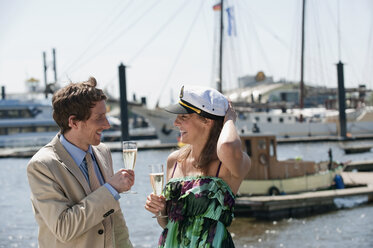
left=238, top=134, right=341, bottom=196
left=241, top=134, right=322, bottom=180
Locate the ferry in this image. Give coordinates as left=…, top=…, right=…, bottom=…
left=0, top=99, right=58, bottom=148
left=0, top=98, right=157, bottom=149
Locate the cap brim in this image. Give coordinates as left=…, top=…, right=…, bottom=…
left=164, top=103, right=194, bottom=114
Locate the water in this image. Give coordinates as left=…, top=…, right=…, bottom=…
left=0, top=142, right=372, bottom=247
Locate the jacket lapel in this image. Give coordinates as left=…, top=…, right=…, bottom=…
left=92, top=146, right=112, bottom=183
left=51, top=135, right=92, bottom=195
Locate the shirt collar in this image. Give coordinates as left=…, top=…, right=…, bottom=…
left=60, top=134, right=93, bottom=166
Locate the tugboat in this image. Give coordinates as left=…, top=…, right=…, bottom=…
left=238, top=134, right=342, bottom=196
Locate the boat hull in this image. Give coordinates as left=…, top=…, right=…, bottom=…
left=130, top=104, right=373, bottom=144
left=238, top=167, right=342, bottom=196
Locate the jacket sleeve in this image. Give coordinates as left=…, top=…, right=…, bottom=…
left=27, top=156, right=121, bottom=243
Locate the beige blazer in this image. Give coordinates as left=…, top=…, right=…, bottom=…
left=27, top=134, right=133, bottom=248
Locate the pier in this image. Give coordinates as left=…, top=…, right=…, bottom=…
left=0, top=140, right=177, bottom=158
left=235, top=173, right=373, bottom=220
left=105, top=141, right=177, bottom=152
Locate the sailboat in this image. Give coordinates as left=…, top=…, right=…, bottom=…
left=129, top=0, right=373, bottom=144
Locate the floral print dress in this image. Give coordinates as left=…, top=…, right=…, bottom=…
left=158, top=176, right=236, bottom=247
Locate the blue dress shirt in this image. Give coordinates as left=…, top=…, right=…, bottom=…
left=60, top=135, right=120, bottom=200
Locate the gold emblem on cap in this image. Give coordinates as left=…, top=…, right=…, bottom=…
left=179, top=86, right=184, bottom=99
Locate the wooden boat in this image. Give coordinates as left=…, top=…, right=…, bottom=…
left=238, top=134, right=342, bottom=196
left=339, top=142, right=373, bottom=154
left=343, top=160, right=373, bottom=172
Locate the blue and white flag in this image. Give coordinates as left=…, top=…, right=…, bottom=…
left=226, top=6, right=236, bottom=36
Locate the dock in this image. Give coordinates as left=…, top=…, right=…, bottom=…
left=106, top=140, right=177, bottom=152
left=343, top=160, right=373, bottom=172
left=0, top=140, right=177, bottom=158
left=235, top=172, right=373, bottom=220
left=341, top=171, right=373, bottom=185
left=0, top=147, right=40, bottom=158
left=276, top=133, right=373, bottom=143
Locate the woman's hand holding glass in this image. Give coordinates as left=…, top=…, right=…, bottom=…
left=146, top=164, right=167, bottom=218
left=145, top=193, right=167, bottom=218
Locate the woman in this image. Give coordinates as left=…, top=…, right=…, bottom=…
left=145, top=85, right=251, bottom=247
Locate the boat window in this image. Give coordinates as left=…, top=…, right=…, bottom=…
left=49, top=126, right=60, bottom=131
left=8, top=127, right=20, bottom=134
left=267, top=117, right=272, bottom=122
left=255, top=116, right=260, bottom=122
left=279, top=117, right=284, bottom=123
left=245, top=140, right=252, bottom=157
left=48, top=126, right=59, bottom=132
left=258, top=139, right=266, bottom=150
left=0, top=127, right=6, bottom=135
left=20, top=127, right=34, bottom=133
left=0, top=109, right=32, bottom=118
left=270, top=139, right=275, bottom=157
left=8, top=110, right=21, bottom=118
left=36, top=126, right=48, bottom=132
left=35, top=126, right=59, bottom=132
left=21, top=109, right=32, bottom=118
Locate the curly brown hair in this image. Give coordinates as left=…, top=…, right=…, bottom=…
left=177, top=116, right=224, bottom=173
left=52, top=77, right=107, bottom=134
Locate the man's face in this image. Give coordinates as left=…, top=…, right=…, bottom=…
left=76, top=100, right=111, bottom=150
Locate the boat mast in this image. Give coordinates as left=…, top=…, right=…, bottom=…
left=217, top=0, right=223, bottom=93
left=299, top=0, right=306, bottom=109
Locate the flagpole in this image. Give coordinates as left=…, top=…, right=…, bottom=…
left=299, top=0, right=306, bottom=110
left=217, top=0, right=223, bottom=93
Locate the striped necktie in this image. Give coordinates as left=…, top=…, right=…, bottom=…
left=85, top=152, right=113, bottom=248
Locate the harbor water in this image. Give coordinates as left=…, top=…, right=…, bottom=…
left=0, top=141, right=373, bottom=248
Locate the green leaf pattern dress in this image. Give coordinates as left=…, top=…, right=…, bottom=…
left=158, top=173, right=236, bottom=247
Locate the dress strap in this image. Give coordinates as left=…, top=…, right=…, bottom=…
left=216, top=161, right=222, bottom=177
left=171, top=162, right=178, bottom=178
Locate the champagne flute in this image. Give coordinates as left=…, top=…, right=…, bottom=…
left=149, top=164, right=167, bottom=218
left=122, top=141, right=137, bottom=194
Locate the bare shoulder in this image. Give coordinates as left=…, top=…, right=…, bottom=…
left=166, top=150, right=179, bottom=180
left=167, top=150, right=179, bottom=170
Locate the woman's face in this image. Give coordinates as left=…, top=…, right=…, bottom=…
left=174, top=113, right=210, bottom=144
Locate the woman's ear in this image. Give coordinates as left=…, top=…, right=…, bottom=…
left=204, top=118, right=214, bottom=127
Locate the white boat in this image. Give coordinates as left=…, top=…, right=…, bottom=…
left=130, top=102, right=373, bottom=144
left=0, top=98, right=157, bottom=149
left=0, top=99, right=59, bottom=148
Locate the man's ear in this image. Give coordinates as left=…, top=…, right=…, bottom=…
left=68, top=115, right=79, bottom=129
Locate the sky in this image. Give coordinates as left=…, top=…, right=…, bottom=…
left=0, top=0, right=372, bottom=108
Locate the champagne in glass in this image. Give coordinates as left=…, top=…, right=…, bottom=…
left=150, top=172, right=164, bottom=196
left=122, top=144, right=137, bottom=170
left=149, top=164, right=167, bottom=218
left=122, top=141, right=137, bottom=193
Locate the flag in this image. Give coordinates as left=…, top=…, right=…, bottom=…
left=226, top=6, right=237, bottom=36
left=212, top=3, right=221, bottom=11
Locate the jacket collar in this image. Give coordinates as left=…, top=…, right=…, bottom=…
left=51, top=134, right=92, bottom=195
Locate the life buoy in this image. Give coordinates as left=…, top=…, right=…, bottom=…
left=259, top=154, right=268, bottom=165
left=268, top=186, right=280, bottom=196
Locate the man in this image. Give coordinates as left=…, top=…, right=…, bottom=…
left=27, top=77, right=133, bottom=248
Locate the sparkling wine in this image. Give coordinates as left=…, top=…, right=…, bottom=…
left=122, top=149, right=137, bottom=170
left=149, top=172, right=164, bottom=195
